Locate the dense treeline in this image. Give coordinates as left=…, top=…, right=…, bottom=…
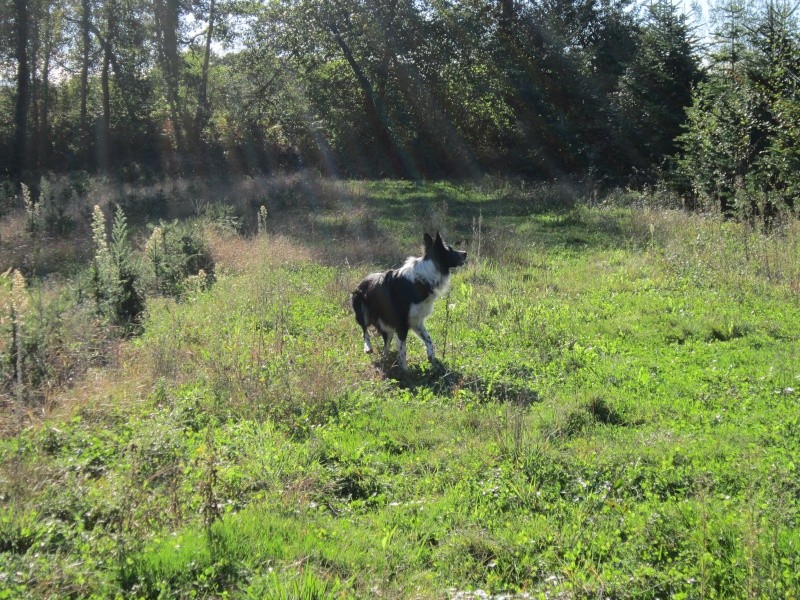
left=1, top=0, right=798, bottom=206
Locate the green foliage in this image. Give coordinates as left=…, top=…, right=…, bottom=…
left=144, top=220, right=215, bottom=299
left=200, top=201, right=241, bottom=235
left=615, top=0, right=701, bottom=183
left=678, top=0, right=800, bottom=214
left=0, top=180, right=17, bottom=218
left=0, top=0, right=711, bottom=183
left=21, top=184, right=40, bottom=235
left=89, top=205, right=145, bottom=332
left=257, top=204, right=268, bottom=236
left=36, top=172, right=90, bottom=236
left=245, top=568, right=352, bottom=600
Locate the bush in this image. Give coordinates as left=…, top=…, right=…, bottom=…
left=89, top=205, right=145, bottom=333
left=144, top=221, right=215, bottom=299
left=200, top=202, right=242, bottom=235
left=0, top=180, right=15, bottom=217
left=21, top=171, right=93, bottom=237
left=38, top=175, right=73, bottom=235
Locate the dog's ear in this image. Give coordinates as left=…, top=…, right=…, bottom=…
left=435, top=231, right=444, bottom=247
left=424, top=232, right=434, bottom=253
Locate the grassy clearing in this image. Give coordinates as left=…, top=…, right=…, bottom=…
left=1, top=178, right=799, bottom=598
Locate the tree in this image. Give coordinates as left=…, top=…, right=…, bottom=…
left=153, top=0, right=186, bottom=163
left=678, top=0, right=799, bottom=214
left=747, top=0, right=800, bottom=206
left=710, top=0, right=751, bottom=73
left=31, top=0, right=65, bottom=171
left=78, top=0, right=92, bottom=164
left=615, top=0, right=702, bottom=183
left=191, top=0, right=216, bottom=160
left=13, top=0, right=31, bottom=178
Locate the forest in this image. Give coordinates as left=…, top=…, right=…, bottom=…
left=1, top=0, right=799, bottom=212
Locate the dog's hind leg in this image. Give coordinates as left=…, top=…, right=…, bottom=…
left=396, top=337, right=408, bottom=371
left=378, top=324, right=394, bottom=360
left=352, top=292, right=373, bottom=353
left=381, top=331, right=392, bottom=356
left=395, top=326, right=410, bottom=371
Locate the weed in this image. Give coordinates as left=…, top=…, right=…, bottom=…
left=246, top=567, right=353, bottom=599
left=38, top=174, right=79, bottom=236
left=0, top=180, right=16, bottom=218
left=200, top=201, right=242, bottom=235
left=89, top=206, right=145, bottom=332
left=257, top=204, right=269, bottom=236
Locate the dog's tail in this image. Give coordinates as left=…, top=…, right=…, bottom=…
left=351, top=289, right=368, bottom=332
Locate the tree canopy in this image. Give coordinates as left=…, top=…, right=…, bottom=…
left=1, top=0, right=798, bottom=202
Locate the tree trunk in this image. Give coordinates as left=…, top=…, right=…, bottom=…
left=154, top=0, right=185, bottom=163
left=499, top=0, right=515, bottom=36
left=13, top=0, right=30, bottom=179
left=328, top=20, right=410, bottom=178
left=39, top=5, right=53, bottom=171
left=99, top=47, right=111, bottom=172
left=30, top=9, right=41, bottom=173
left=193, top=0, right=216, bottom=164
left=99, top=1, right=116, bottom=172
left=80, top=0, right=92, bottom=165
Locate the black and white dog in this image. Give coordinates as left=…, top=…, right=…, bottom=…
left=351, top=232, right=467, bottom=371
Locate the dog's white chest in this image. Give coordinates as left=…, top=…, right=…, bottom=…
left=409, top=294, right=437, bottom=327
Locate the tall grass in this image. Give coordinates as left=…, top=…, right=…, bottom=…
left=637, top=206, right=800, bottom=293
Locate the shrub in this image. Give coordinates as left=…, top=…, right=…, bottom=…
left=89, top=205, right=145, bottom=333
left=0, top=270, right=28, bottom=397
left=21, top=183, right=41, bottom=235
left=38, top=175, right=75, bottom=236
left=200, top=202, right=241, bottom=235
left=144, top=221, right=215, bottom=299
left=112, top=188, right=170, bottom=224
left=0, top=180, right=15, bottom=217
left=257, top=205, right=268, bottom=236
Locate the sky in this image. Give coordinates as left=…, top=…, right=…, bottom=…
left=681, top=0, right=714, bottom=41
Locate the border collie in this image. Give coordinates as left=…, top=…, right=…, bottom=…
left=351, top=232, right=467, bottom=371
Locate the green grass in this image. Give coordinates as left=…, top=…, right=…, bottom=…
left=1, top=179, right=799, bottom=598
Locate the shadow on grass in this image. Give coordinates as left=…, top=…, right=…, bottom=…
left=258, top=178, right=650, bottom=269
left=375, top=355, right=542, bottom=407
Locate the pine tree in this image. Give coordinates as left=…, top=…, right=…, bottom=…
left=678, top=0, right=799, bottom=215
left=747, top=0, right=800, bottom=207
left=615, top=0, right=702, bottom=183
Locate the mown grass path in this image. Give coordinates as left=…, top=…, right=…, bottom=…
left=1, top=180, right=799, bottom=598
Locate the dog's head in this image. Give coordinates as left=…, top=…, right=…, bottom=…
left=424, top=232, right=467, bottom=273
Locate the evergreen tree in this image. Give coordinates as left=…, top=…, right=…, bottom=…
left=747, top=0, right=800, bottom=206
left=678, top=0, right=799, bottom=214
left=615, top=0, right=702, bottom=183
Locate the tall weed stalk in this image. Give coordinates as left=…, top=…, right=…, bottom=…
left=22, top=184, right=41, bottom=273
left=90, top=205, right=145, bottom=333
left=10, top=270, right=28, bottom=420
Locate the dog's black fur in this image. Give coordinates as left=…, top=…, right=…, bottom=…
left=352, top=232, right=467, bottom=370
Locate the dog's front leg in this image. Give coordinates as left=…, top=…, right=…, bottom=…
left=414, top=324, right=436, bottom=362
left=363, top=330, right=373, bottom=354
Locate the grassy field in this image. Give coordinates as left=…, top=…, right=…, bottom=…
left=1, top=178, right=799, bottom=598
